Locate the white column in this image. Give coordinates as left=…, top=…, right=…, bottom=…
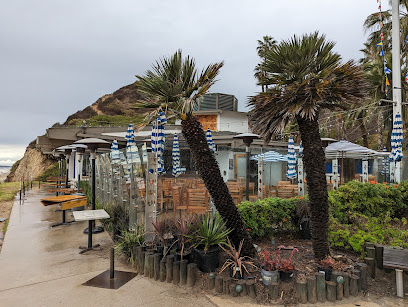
left=332, top=159, right=339, bottom=189
left=258, top=157, right=264, bottom=199
left=392, top=0, right=403, bottom=182
left=396, top=269, right=404, bottom=297
left=362, top=159, right=369, bottom=183
left=297, top=157, right=305, bottom=196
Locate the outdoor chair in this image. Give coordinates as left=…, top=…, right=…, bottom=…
left=173, top=184, right=186, bottom=215
left=226, top=182, right=243, bottom=205
left=160, top=179, right=173, bottom=212
left=186, top=188, right=209, bottom=214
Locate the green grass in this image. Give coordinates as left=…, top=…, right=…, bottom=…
left=0, top=182, right=21, bottom=202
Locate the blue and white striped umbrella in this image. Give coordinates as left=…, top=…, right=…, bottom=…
left=390, top=112, right=404, bottom=162
left=381, top=146, right=389, bottom=176
left=206, top=128, right=216, bottom=153
left=251, top=151, right=288, bottom=162
left=126, top=124, right=138, bottom=163
left=172, top=134, right=181, bottom=178
left=286, top=136, right=297, bottom=179
left=110, top=138, right=120, bottom=163
left=151, top=112, right=167, bottom=174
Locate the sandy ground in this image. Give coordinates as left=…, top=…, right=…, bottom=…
left=0, top=173, right=8, bottom=183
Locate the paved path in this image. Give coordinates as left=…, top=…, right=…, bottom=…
left=0, top=189, right=405, bottom=307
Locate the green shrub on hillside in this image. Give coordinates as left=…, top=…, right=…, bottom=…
left=35, top=162, right=59, bottom=182
left=68, top=114, right=145, bottom=127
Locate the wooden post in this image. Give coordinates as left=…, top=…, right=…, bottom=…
left=135, top=246, right=142, bottom=272
left=365, top=257, right=375, bottom=279
left=296, top=280, right=307, bottom=304
left=365, top=242, right=375, bottom=249
left=315, top=272, right=326, bottom=302
left=237, top=280, right=247, bottom=296
left=215, top=276, right=223, bottom=293
left=268, top=282, right=279, bottom=301
left=166, top=255, right=174, bottom=283
left=229, top=284, right=239, bottom=297
left=180, top=260, right=188, bottom=285
left=350, top=275, right=359, bottom=296
left=247, top=280, right=257, bottom=299
left=149, top=254, right=155, bottom=278
left=337, top=282, right=343, bottom=301
left=143, top=252, right=151, bottom=276
left=326, top=281, right=336, bottom=302
left=375, top=244, right=384, bottom=270
left=366, top=246, right=375, bottom=259
left=351, top=269, right=361, bottom=291
left=306, top=276, right=317, bottom=304
left=223, top=277, right=231, bottom=295
left=208, top=273, right=216, bottom=290
left=160, top=259, right=166, bottom=282
left=133, top=245, right=138, bottom=272
left=187, top=263, right=197, bottom=287
left=154, top=253, right=160, bottom=281
left=357, top=263, right=367, bottom=291
left=343, top=272, right=350, bottom=298
left=139, top=248, right=145, bottom=275
left=173, top=261, right=180, bottom=285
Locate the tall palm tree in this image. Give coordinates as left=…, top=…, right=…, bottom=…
left=249, top=32, right=368, bottom=260
left=254, top=36, right=277, bottom=92
left=135, top=50, right=255, bottom=256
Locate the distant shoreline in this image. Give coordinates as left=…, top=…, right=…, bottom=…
left=0, top=166, right=11, bottom=183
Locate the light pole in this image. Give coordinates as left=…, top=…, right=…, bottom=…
left=233, top=133, right=260, bottom=201
left=74, top=138, right=109, bottom=240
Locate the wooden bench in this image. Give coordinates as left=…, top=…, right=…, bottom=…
left=276, top=185, right=298, bottom=199
left=383, top=247, right=408, bottom=297
left=41, top=195, right=87, bottom=227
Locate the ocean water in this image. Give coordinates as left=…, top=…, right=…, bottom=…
left=0, top=166, right=11, bottom=176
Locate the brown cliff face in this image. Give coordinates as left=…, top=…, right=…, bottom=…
left=6, top=147, right=55, bottom=182
left=64, top=82, right=145, bottom=125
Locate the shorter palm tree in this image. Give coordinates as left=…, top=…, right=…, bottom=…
left=249, top=32, right=368, bottom=260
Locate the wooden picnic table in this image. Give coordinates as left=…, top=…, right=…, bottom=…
left=40, top=195, right=87, bottom=227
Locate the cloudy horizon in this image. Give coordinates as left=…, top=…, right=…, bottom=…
left=0, top=0, right=387, bottom=165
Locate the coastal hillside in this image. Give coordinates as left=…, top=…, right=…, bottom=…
left=7, top=82, right=146, bottom=182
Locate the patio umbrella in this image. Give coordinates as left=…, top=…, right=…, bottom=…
left=110, top=138, right=120, bottom=163
left=126, top=124, right=138, bottom=165
left=286, top=136, right=297, bottom=179
left=391, top=112, right=404, bottom=162
left=172, top=134, right=181, bottom=179
left=151, top=112, right=166, bottom=174
left=206, top=128, right=216, bottom=153
left=251, top=151, right=288, bottom=162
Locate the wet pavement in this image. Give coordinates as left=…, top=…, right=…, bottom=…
left=0, top=188, right=405, bottom=306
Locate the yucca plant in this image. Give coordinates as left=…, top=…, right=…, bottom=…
left=189, top=214, right=231, bottom=253
left=219, top=238, right=257, bottom=278
left=135, top=50, right=255, bottom=256
left=114, top=224, right=145, bottom=265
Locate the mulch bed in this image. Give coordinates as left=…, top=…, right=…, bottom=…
left=193, top=233, right=402, bottom=305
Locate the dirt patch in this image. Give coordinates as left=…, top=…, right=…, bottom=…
left=0, top=200, right=14, bottom=253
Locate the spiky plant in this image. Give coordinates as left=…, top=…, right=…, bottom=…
left=249, top=32, right=368, bottom=260
left=135, top=50, right=255, bottom=256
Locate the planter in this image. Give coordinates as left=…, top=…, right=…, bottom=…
left=318, top=266, right=333, bottom=281
left=299, top=218, right=311, bottom=240
left=230, top=266, right=245, bottom=279
left=156, top=245, right=164, bottom=255
left=175, top=248, right=193, bottom=263
left=194, top=246, right=219, bottom=273
left=261, top=266, right=279, bottom=285
left=279, top=270, right=294, bottom=282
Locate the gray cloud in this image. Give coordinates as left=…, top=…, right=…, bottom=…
left=0, top=0, right=383, bottom=155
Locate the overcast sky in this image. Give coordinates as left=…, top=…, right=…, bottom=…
left=0, top=0, right=387, bottom=166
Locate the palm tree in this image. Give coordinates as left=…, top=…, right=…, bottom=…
left=248, top=32, right=368, bottom=260
left=135, top=50, right=255, bottom=256
left=254, top=36, right=277, bottom=92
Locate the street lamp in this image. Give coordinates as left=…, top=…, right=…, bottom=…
left=74, top=138, right=109, bottom=240
left=233, top=133, right=260, bottom=201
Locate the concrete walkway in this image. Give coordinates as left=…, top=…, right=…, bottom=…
left=0, top=189, right=405, bottom=307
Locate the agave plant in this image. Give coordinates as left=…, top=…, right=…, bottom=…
left=219, top=237, right=257, bottom=278
left=188, top=214, right=231, bottom=253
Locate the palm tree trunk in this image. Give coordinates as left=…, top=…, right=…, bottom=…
left=377, top=112, right=384, bottom=150
left=297, top=116, right=330, bottom=260
left=181, top=115, right=255, bottom=256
